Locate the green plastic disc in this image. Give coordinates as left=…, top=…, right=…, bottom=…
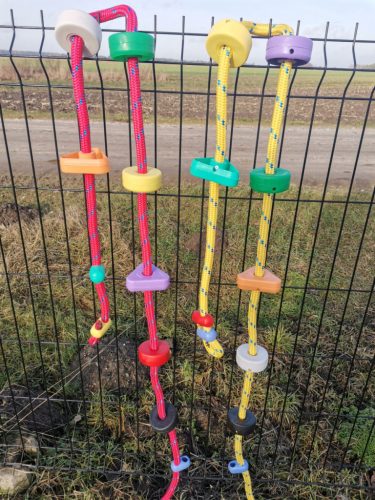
left=250, top=167, right=291, bottom=194
left=109, top=32, right=154, bottom=62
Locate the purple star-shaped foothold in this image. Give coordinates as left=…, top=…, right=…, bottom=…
left=126, top=264, right=170, bottom=292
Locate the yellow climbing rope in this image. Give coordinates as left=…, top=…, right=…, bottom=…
left=242, top=21, right=293, bottom=37
left=248, top=56, right=292, bottom=353
left=192, top=19, right=251, bottom=358
left=234, top=22, right=293, bottom=500
left=198, top=46, right=232, bottom=359
left=235, top=370, right=255, bottom=499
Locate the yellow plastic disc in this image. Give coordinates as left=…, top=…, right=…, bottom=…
left=206, top=19, right=252, bottom=68
left=122, top=166, right=162, bottom=193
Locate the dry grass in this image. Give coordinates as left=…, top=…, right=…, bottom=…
left=0, top=58, right=169, bottom=85
left=0, top=176, right=374, bottom=498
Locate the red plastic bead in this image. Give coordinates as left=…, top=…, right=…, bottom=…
left=138, top=340, right=171, bottom=367
left=191, top=310, right=214, bottom=328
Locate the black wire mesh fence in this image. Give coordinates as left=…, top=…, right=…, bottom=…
left=0, top=11, right=374, bottom=498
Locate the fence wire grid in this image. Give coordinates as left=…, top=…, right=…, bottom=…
left=0, top=11, right=374, bottom=499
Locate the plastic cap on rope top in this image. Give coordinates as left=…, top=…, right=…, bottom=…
left=266, top=35, right=313, bottom=66
left=206, top=19, right=252, bottom=67
left=55, top=9, right=102, bottom=57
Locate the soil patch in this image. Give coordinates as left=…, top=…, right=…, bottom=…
left=0, top=203, right=38, bottom=227
left=69, top=336, right=146, bottom=395
left=0, top=385, right=65, bottom=435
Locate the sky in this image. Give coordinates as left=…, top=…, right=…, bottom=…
left=1, top=0, right=375, bottom=66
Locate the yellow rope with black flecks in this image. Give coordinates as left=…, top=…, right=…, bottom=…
left=198, top=46, right=231, bottom=359
left=242, top=21, right=293, bottom=37
left=234, top=370, right=255, bottom=499
left=233, top=22, right=293, bottom=500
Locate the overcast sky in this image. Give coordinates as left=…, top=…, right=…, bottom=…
left=1, top=0, right=374, bottom=66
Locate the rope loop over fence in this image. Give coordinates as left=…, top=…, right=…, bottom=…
left=56, top=5, right=185, bottom=498
left=190, top=18, right=252, bottom=358
left=230, top=20, right=312, bottom=499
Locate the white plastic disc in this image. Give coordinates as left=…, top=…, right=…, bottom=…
left=236, top=344, right=268, bottom=373
left=55, top=10, right=102, bottom=57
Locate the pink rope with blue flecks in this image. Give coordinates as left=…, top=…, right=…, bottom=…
left=70, top=5, right=181, bottom=498
left=70, top=36, right=110, bottom=346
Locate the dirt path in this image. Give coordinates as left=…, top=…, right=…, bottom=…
left=0, top=119, right=373, bottom=188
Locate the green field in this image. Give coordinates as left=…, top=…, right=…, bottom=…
left=1, top=58, right=374, bottom=125
left=1, top=57, right=374, bottom=88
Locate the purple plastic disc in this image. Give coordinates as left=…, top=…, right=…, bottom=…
left=126, top=264, right=170, bottom=292
left=266, top=35, right=312, bottom=66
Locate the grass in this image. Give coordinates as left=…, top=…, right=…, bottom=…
left=1, top=58, right=374, bottom=89
left=0, top=174, right=374, bottom=498
left=338, top=406, right=375, bottom=468
left=1, top=58, right=374, bottom=125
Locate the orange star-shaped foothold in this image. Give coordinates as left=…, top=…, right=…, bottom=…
left=60, top=147, right=110, bottom=175
left=237, top=266, right=281, bottom=294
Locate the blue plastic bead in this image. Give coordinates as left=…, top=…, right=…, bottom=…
left=89, top=265, right=105, bottom=284
left=171, top=455, right=191, bottom=473
left=197, top=327, right=217, bottom=343
left=228, top=459, right=249, bottom=474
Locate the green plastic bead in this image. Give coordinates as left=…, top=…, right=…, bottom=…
left=108, top=32, right=154, bottom=62
left=89, top=265, right=105, bottom=284
left=250, top=167, right=291, bottom=194
left=190, top=157, right=239, bottom=187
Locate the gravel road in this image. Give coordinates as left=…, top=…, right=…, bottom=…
left=1, top=119, right=373, bottom=188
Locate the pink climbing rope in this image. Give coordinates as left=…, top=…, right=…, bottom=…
left=70, top=6, right=181, bottom=498
left=70, top=37, right=110, bottom=340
